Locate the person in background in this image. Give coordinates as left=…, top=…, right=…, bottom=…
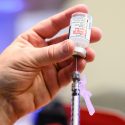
left=0, top=4, right=102, bottom=125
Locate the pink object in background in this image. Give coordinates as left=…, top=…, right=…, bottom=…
left=80, top=75, right=95, bottom=116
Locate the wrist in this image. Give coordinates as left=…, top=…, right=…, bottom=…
left=0, top=96, right=17, bottom=125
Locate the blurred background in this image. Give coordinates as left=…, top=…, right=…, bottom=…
left=0, top=0, right=125, bottom=124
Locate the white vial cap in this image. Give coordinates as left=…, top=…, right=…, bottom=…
left=74, top=47, right=86, bottom=58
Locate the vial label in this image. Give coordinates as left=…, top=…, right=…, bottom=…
left=69, top=13, right=92, bottom=42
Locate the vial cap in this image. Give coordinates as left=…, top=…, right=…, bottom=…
left=73, top=47, right=86, bottom=58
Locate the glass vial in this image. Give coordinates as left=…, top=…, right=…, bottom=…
left=69, top=12, right=92, bottom=58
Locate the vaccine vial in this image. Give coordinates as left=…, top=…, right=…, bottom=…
left=69, top=12, right=92, bottom=58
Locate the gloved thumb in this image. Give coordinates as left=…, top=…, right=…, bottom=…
left=31, top=40, right=74, bottom=67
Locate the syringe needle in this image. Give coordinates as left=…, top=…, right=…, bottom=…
left=76, top=56, right=77, bottom=71
left=75, top=56, right=78, bottom=72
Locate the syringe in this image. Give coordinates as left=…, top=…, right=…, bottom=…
left=69, top=12, right=92, bottom=125
left=71, top=56, right=81, bottom=125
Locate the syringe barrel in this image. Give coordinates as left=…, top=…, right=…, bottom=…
left=71, top=81, right=80, bottom=125
left=71, top=71, right=80, bottom=125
